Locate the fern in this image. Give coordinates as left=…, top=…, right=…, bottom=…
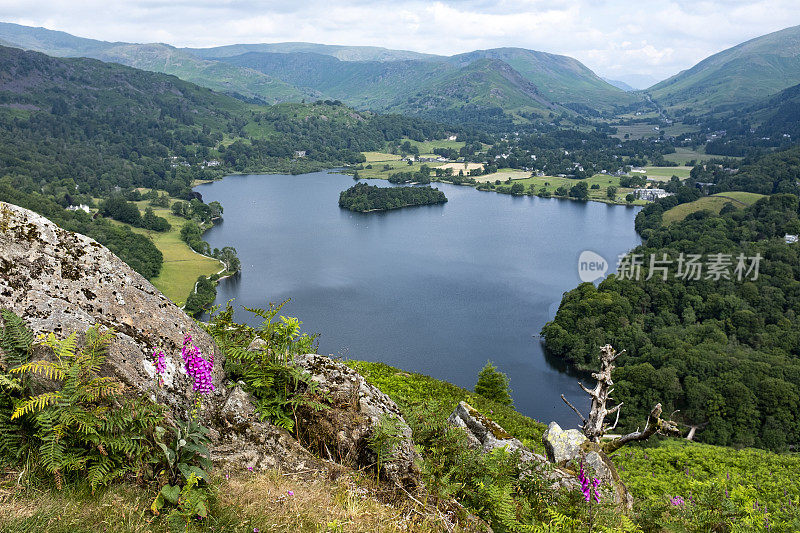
left=0, top=309, right=35, bottom=461
left=0, top=309, right=34, bottom=369
left=10, top=323, right=164, bottom=489
left=202, top=302, right=326, bottom=433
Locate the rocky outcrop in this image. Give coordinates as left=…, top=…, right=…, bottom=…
left=292, top=353, right=422, bottom=489
left=542, top=421, right=587, bottom=464
left=0, top=202, right=323, bottom=474
left=542, top=421, right=633, bottom=508
left=449, top=401, right=632, bottom=508
left=448, top=402, right=581, bottom=491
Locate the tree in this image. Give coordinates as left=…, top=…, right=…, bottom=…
left=625, top=193, right=635, bottom=203
left=216, top=247, right=241, bottom=273
left=606, top=186, right=617, bottom=200
left=510, top=182, right=525, bottom=196
left=475, top=361, right=513, bottom=406
left=569, top=181, right=589, bottom=200
left=208, top=201, right=224, bottom=220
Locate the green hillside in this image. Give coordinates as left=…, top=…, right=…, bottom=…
left=387, top=57, right=559, bottom=118
left=218, top=51, right=452, bottom=110
left=662, top=192, right=765, bottom=224
left=0, top=22, right=312, bottom=104
left=91, top=43, right=315, bottom=103
left=449, top=47, right=638, bottom=112
left=649, top=24, right=800, bottom=114
left=0, top=22, right=633, bottom=120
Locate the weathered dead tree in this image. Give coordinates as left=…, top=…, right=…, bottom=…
left=561, top=344, right=679, bottom=453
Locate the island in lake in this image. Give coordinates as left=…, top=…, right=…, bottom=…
left=338, top=182, right=447, bottom=212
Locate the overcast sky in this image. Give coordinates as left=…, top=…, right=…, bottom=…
left=2, top=0, right=800, bottom=88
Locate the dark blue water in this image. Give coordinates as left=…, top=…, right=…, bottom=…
left=196, top=172, right=641, bottom=427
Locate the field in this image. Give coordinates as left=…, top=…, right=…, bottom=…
left=662, top=146, right=707, bottom=164
left=662, top=192, right=766, bottom=225
left=401, top=138, right=466, bottom=155
left=357, top=151, right=655, bottom=205
left=363, top=151, right=401, bottom=163
left=357, top=157, right=441, bottom=180
left=472, top=168, right=529, bottom=183
left=436, top=162, right=484, bottom=175
left=481, top=172, right=648, bottom=205
left=640, top=166, right=693, bottom=181
left=105, top=193, right=223, bottom=305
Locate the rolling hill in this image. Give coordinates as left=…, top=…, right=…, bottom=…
left=0, top=21, right=635, bottom=121
left=185, top=41, right=439, bottom=62
left=0, top=22, right=313, bottom=104
left=448, top=48, right=636, bottom=112
left=648, top=24, right=800, bottom=114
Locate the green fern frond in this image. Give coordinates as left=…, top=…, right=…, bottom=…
left=0, top=309, right=34, bottom=369
left=12, top=392, right=61, bottom=419
left=10, top=360, right=65, bottom=381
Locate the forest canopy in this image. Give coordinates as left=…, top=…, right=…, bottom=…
left=338, top=183, right=447, bottom=212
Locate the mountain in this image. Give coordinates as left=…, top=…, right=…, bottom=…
left=186, top=42, right=439, bottom=62
left=648, top=25, right=800, bottom=114
left=0, top=21, right=634, bottom=119
left=217, top=51, right=450, bottom=110
left=88, top=43, right=315, bottom=103
left=602, top=77, right=635, bottom=91
left=0, top=22, right=312, bottom=103
left=387, top=57, right=559, bottom=117
left=448, top=48, right=635, bottom=112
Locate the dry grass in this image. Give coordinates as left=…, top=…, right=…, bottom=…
left=437, top=162, right=483, bottom=174
left=0, top=469, right=452, bottom=533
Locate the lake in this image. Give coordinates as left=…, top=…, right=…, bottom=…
left=196, top=172, right=641, bottom=427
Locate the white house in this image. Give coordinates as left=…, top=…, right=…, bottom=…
left=786, top=234, right=798, bottom=244
left=634, top=188, right=674, bottom=201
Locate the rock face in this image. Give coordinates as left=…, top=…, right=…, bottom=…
left=0, top=202, right=223, bottom=417
left=0, top=202, right=323, bottom=473
left=542, top=421, right=588, bottom=464
left=292, top=353, right=422, bottom=489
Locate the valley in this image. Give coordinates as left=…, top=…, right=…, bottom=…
left=1, top=12, right=800, bottom=533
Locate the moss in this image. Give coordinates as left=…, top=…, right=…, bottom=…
left=466, top=403, right=512, bottom=440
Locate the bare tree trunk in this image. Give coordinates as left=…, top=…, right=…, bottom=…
left=561, top=344, right=679, bottom=451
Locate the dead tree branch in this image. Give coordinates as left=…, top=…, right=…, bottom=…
left=602, top=404, right=680, bottom=454
left=564, top=344, right=680, bottom=450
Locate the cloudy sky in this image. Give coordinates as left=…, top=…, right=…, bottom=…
left=2, top=0, right=800, bottom=87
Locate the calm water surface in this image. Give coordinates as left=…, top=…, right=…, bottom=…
left=196, top=172, right=641, bottom=426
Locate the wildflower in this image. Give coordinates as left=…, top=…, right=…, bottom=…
left=182, top=334, right=215, bottom=394
left=225, top=473, right=230, bottom=480
left=254, top=529, right=259, bottom=533
left=578, top=462, right=601, bottom=503
left=670, top=496, right=685, bottom=507
left=287, top=490, right=294, bottom=496
left=248, top=466, right=254, bottom=472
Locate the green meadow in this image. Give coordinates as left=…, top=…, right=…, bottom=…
left=662, top=192, right=766, bottom=225
left=105, top=193, right=223, bottom=305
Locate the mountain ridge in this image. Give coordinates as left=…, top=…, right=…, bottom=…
left=648, top=24, right=800, bottom=114
left=0, top=21, right=632, bottom=119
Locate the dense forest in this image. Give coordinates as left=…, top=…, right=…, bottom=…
left=543, top=191, right=800, bottom=450
left=338, top=183, right=447, bottom=212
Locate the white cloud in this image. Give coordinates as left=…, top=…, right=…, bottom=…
left=0, top=0, right=798, bottom=86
